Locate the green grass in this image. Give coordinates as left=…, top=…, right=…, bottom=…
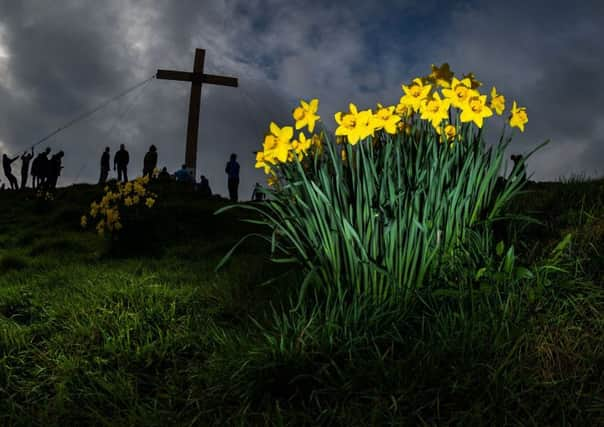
left=0, top=179, right=603, bottom=426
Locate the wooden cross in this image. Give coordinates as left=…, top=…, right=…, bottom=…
left=156, top=48, right=238, bottom=177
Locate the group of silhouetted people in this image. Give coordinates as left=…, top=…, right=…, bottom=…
left=96, top=145, right=243, bottom=201
left=1, top=147, right=64, bottom=191
left=158, top=152, right=241, bottom=201
left=99, top=144, right=133, bottom=184
left=99, top=144, right=165, bottom=185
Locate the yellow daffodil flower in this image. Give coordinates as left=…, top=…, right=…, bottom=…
left=435, top=124, right=457, bottom=144
left=264, top=122, right=293, bottom=163
left=291, top=132, right=312, bottom=159
left=419, top=92, right=452, bottom=129
left=106, top=209, right=120, bottom=224
left=459, top=94, right=493, bottom=128
left=400, top=78, right=432, bottom=112
left=292, top=98, right=320, bottom=133
left=298, top=132, right=312, bottom=153
left=255, top=151, right=272, bottom=174
left=334, top=109, right=356, bottom=138
left=461, top=72, right=482, bottom=89
left=335, top=103, right=376, bottom=145
left=509, top=101, right=528, bottom=132
left=489, top=87, right=505, bottom=115
left=145, top=198, right=155, bottom=208
left=80, top=216, right=87, bottom=228
left=397, top=121, right=411, bottom=135
left=395, top=102, right=412, bottom=117
left=372, top=104, right=401, bottom=135
left=442, top=77, right=480, bottom=110
left=425, top=63, right=455, bottom=88
left=262, top=134, right=278, bottom=161
left=267, top=173, right=278, bottom=187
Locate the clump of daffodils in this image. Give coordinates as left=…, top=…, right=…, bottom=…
left=81, top=173, right=158, bottom=237
left=219, top=62, right=541, bottom=322
left=254, top=63, right=529, bottom=180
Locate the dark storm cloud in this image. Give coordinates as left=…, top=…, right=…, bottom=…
left=0, top=0, right=602, bottom=197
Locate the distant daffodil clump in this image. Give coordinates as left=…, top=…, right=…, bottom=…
left=81, top=172, right=158, bottom=237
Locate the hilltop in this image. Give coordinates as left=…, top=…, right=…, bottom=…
left=0, top=178, right=602, bottom=425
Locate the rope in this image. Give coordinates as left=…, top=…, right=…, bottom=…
left=72, top=76, right=154, bottom=184
left=28, top=74, right=156, bottom=151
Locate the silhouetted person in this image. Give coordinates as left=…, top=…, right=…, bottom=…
left=225, top=153, right=240, bottom=202
left=158, top=166, right=171, bottom=182
left=251, top=182, right=265, bottom=201
left=174, top=164, right=194, bottom=184
left=36, top=147, right=52, bottom=190
left=510, top=154, right=527, bottom=184
left=30, top=154, right=39, bottom=189
left=99, top=147, right=110, bottom=184
left=47, top=151, right=64, bottom=190
left=114, top=144, right=129, bottom=182
left=20, top=148, right=34, bottom=189
left=197, top=175, right=212, bottom=197
left=31, top=149, right=47, bottom=190
left=143, top=145, right=158, bottom=177
left=2, top=153, right=19, bottom=190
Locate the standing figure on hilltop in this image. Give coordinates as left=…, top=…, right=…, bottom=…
left=99, top=147, right=111, bottom=184
left=143, top=145, right=158, bottom=177
left=197, top=174, right=212, bottom=197
left=510, top=154, right=527, bottom=184
left=20, top=148, right=34, bottom=190
left=158, top=166, right=171, bottom=182
left=251, top=182, right=265, bottom=201
left=225, top=153, right=240, bottom=202
left=34, top=148, right=51, bottom=190
left=30, top=153, right=40, bottom=190
left=174, top=164, right=195, bottom=184
left=2, top=153, right=19, bottom=190
left=114, top=144, right=129, bottom=183
left=47, top=151, right=64, bottom=190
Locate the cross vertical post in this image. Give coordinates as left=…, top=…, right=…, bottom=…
left=156, top=48, right=238, bottom=179
left=185, top=49, right=205, bottom=172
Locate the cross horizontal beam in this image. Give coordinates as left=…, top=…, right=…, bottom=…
left=156, top=69, right=193, bottom=82
left=203, top=73, right=238, bottom=87
left=156, top=70, right=238, bottom=87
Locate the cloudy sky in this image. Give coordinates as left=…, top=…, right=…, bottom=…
left=0, top=0, right=603, bottom=198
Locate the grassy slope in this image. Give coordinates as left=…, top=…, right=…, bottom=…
left=0, top=179, right=603, bottom=426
